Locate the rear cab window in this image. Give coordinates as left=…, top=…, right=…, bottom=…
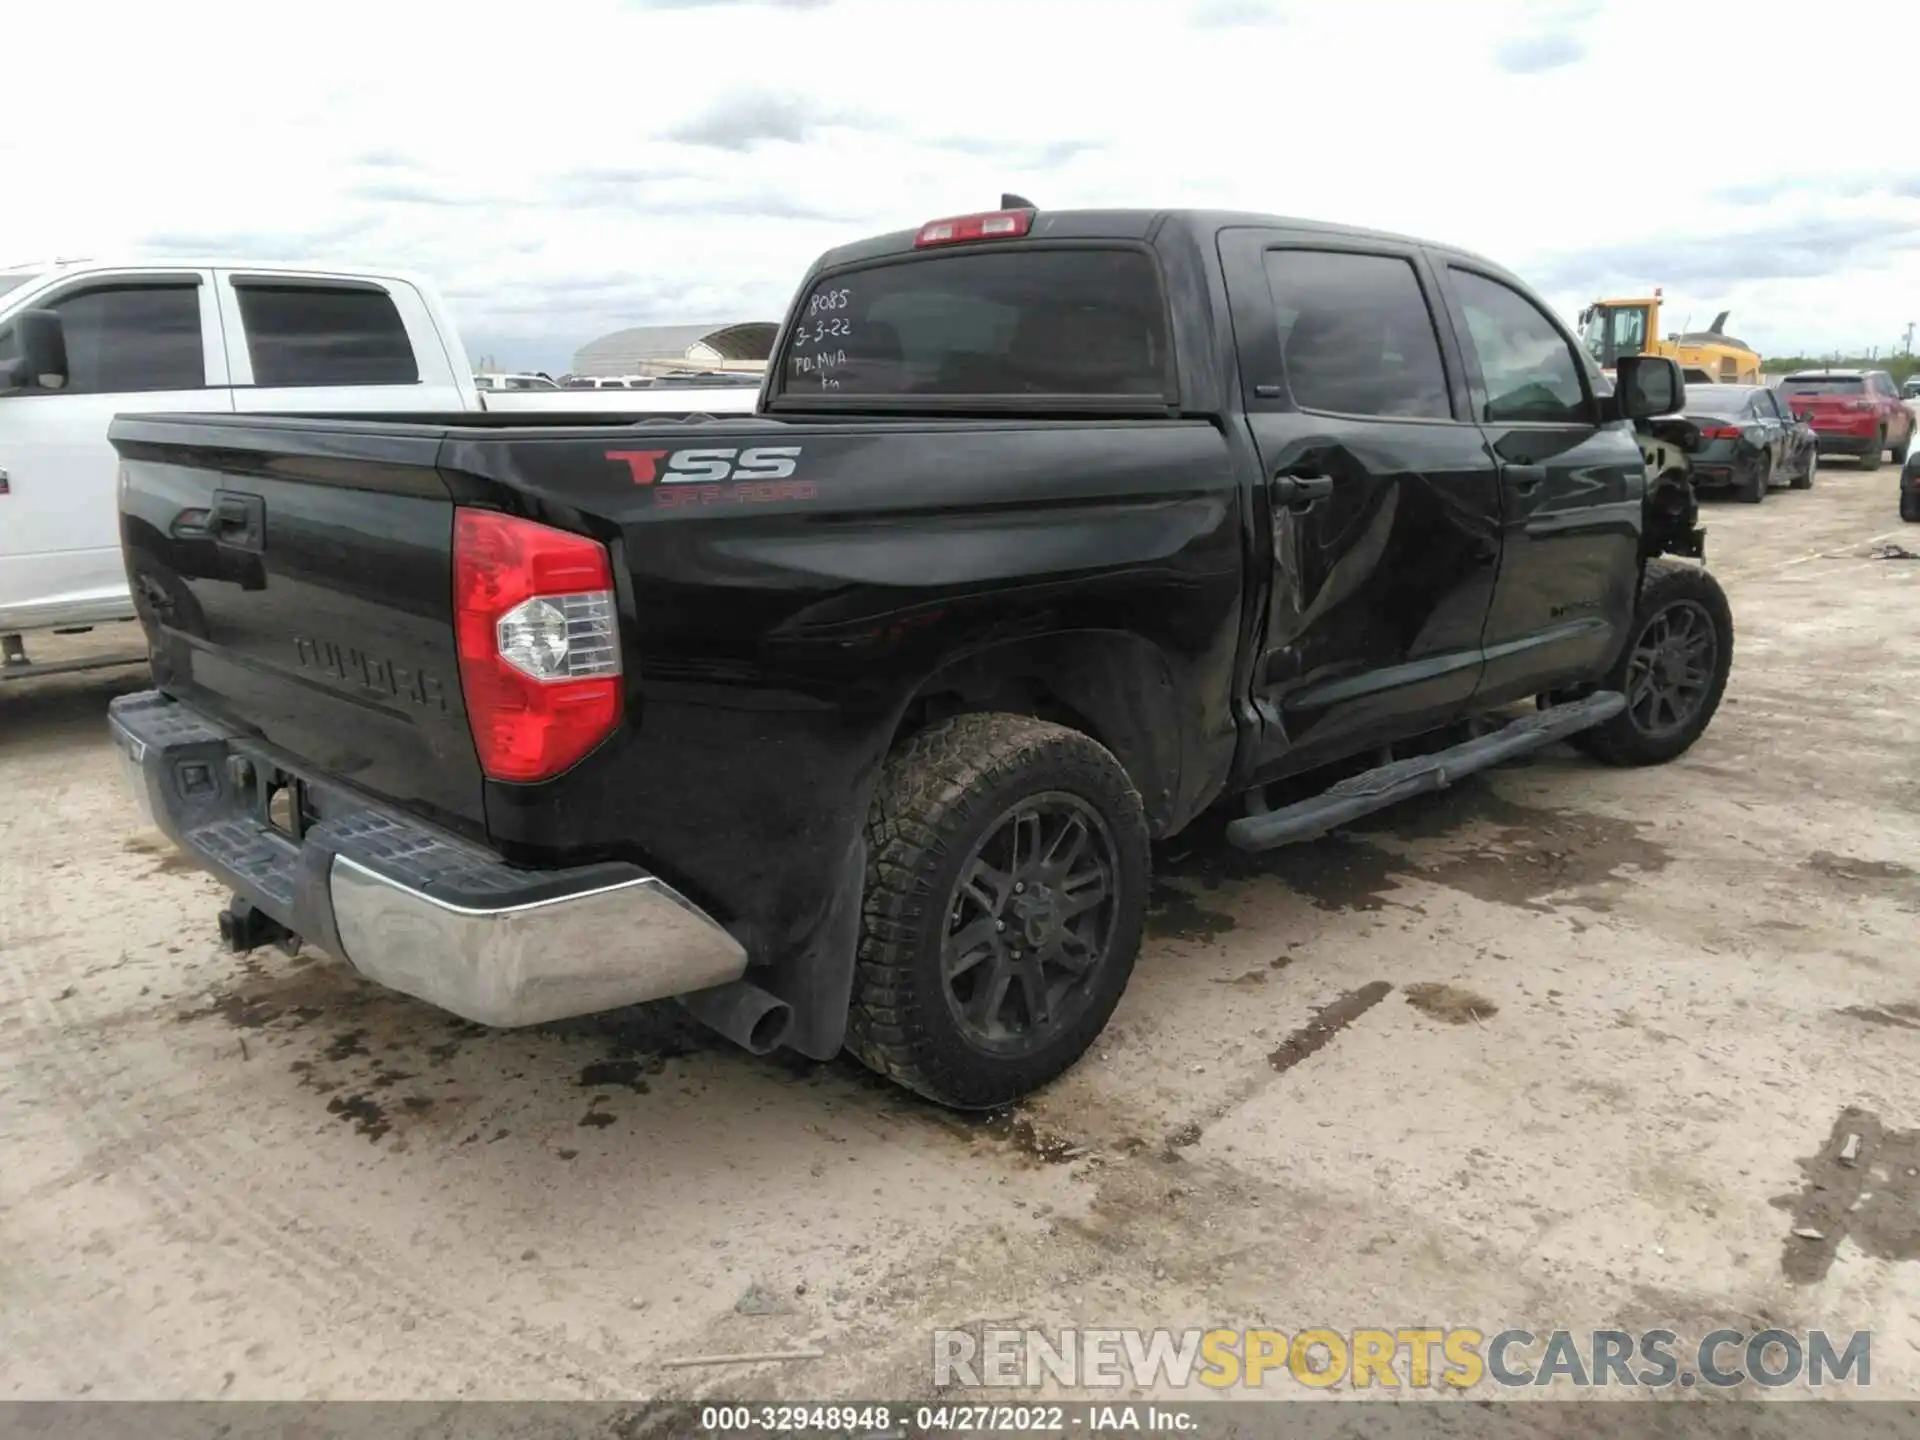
left=771, top=246, right=1174, bottom=410
left=1687, top=385, right=1750, bottom=415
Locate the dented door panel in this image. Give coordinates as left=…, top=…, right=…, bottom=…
left=1216, top=228, right=1503, bottom=780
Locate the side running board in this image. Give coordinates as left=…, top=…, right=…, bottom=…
left=1224, top=690, right=1627, bottom=853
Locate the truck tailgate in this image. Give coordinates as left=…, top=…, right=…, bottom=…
left=112, top=415, right=487, bottom=839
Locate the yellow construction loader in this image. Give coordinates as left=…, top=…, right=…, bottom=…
left=1578, top=289, right=1762, bottom=386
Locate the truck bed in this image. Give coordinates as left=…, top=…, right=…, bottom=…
left=110, top=408, right=1247, bottom=984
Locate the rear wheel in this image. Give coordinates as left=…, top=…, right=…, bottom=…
left=1738, top=454, right=1769, bottom=503
left=1790, top=447, right=1816, bottom=490
left=1861, top=432, right=1884, bottom=471
left=847, top=713, right=1150, bottom=1109
left=1572, top=560, right=1734, bottom=767
left=1901, top=476, right=1920, bottom=523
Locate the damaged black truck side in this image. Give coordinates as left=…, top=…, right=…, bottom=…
left=106, top=206, right=1729, bottom=1109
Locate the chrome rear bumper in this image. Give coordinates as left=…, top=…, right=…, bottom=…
left=327, top=855, right=746, bottom=1027
left=107, top=690, right=746, bottom=1028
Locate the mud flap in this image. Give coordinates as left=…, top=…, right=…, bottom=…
left=750, top=834, right=866, bottom=1060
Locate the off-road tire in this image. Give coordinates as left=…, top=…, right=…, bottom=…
left=1573, top=559, right=1734, bottom=767
left=1900, top=477, right=1920, bottom=523
left=1738, top=454, right=1768, bottom=503
left=1790, top=448, right=1816, bottom=490
left=1860, top=433, right=1884, bottom=472
left=846, top=713, right=1150, bottom=1110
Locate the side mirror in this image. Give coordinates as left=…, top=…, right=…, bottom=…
left=1614, top=353, right=1683, bottom=420
left=2, top=310, right=70, bottom=392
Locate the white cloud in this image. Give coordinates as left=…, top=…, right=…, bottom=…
left=7, top=0, right=1919, bottom=369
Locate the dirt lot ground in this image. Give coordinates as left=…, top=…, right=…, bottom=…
left=2, top=461, right=1916, bottom=1407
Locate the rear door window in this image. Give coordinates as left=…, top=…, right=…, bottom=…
left=776, top=248, right=1172, bottom=402
left=45, top=283, right=205, bottom=394
left=1261, top=249, right=1451, bottom=419
left=1447, top=269, right=1590, bottom=425
left=234, top=282, right=419, bottom=387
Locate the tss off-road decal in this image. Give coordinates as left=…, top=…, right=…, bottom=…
left=605, top=446, right=813, bottom=506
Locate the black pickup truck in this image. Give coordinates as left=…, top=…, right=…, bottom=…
left=105, top=204, right=1729, bottom=1109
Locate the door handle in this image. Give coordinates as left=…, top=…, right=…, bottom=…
left=1271, top=473, right=1334, bottom=506
left=1503, top=464, right=1548, bottom=494
left=206, top=491, right=265, bottom=552
left=206, top=500, right=249, bottom=537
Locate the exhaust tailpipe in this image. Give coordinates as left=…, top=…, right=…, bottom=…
left=678, top=979, right=793, bottom=1056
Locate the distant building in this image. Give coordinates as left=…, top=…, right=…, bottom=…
left=572, top=321, right=777, bottom=378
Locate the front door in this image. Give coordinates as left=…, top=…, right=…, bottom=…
left=1435, top=263, right=1645, bottom=705
left=0, top=273, right=231, bottom=630
left=1219, top=230, right=1504, bottom=779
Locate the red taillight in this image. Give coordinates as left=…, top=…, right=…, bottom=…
left=913, top=209, right=1033, bottom=248
left=1699, top=425, right=1742, bottom=440
left=452, top=508, right=622, bottom=783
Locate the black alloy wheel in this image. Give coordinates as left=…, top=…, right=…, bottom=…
left=847, top=713, right=1150, bottom=1109
left=1568, top=559, right=1735, bottom=767
left=1621, top=599, right=1718, bottom=741
left=941, top=793, right=1120, bottom=1057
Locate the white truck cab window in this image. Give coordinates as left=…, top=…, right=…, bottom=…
left=233, top=284, right=418, bottom=387
left=47, top=284, right=205, bottom=393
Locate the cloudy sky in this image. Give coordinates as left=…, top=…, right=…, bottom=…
left=9, top=0, right=1919, bottom=372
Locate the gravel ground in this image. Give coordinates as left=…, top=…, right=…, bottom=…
left=2, top=458, right=1916, bottom=1405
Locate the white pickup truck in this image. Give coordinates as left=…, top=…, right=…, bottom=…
left=0, top=259, right=758, bottom=678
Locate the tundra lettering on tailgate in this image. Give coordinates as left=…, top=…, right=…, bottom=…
left=294, top=636, right=449, bottom=712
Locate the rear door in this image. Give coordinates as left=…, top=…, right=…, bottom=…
left=216, top=272, right=467, bottom=414
left=0, top=271, right=231, bottom=629
left=1218, top=229, right=1502, bottom=776
left=1435, top=262, right=1644, bottom=704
